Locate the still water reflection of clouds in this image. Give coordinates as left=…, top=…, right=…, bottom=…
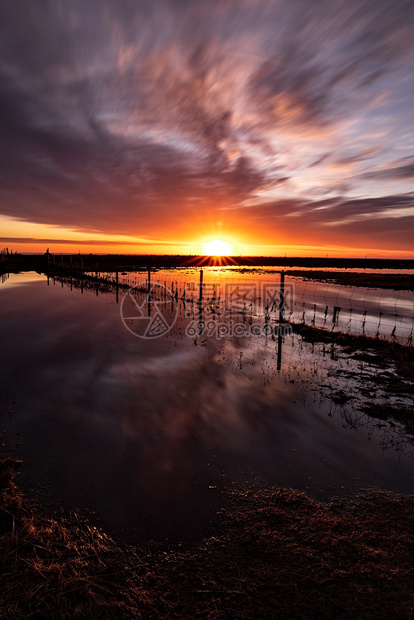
left=0, top=272, right=413, bottom=540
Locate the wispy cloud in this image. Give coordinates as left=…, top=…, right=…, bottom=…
left=0, top=0, right=413, bottom=252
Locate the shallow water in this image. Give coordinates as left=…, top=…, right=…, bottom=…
left=102, top=266, right=414, bottom=343
left=0, top=272, right=413, bottom=542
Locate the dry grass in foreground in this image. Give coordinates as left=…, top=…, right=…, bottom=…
left=1, top=456, right=413, bottom=619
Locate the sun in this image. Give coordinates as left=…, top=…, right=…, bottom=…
left=202, top=239, right=232, bottom=256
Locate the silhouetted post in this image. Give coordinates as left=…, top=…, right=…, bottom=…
left=115, top=265, right=119, bottom=304
left=198, top=269, right=204, bottom=337
left=279, top=270, right=285, bottom=323
left=277, top=331, right=283, bottom=372
left=199, top=269, right=203, bottom=304
left=147, top=266, right=151, bottom=316
left=96, top=262, right=99, bottom=278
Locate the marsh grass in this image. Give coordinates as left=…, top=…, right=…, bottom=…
left=292, top=323, right=414, bottom=436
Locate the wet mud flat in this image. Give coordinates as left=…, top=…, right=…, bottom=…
left=1, top=457, right=413, bottom=620
left=284, top=270, right=414, bottom=290
left=286, top=270, right=414, bottom=290
left=290, top=324, right=414, bottom=440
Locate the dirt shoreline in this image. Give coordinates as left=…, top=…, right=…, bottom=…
left=286, top=270, right=414, bottom=290
left=1, top=456, right=413, bottom=619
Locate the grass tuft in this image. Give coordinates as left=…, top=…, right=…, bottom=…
left=1, top=457, right=413, bottom=619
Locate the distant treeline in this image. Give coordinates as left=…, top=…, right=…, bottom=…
left=1, top=253, right=414, bottom=273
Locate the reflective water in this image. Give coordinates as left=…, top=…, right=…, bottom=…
left=0, top=272, right=413, bottom=542
left=95, top=267, right=414, bottom=343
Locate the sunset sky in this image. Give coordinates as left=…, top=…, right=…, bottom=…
left=1, top=0, right=414, bottom=256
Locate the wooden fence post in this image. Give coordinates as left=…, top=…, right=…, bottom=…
left=279, top=270, right=285, bottom=323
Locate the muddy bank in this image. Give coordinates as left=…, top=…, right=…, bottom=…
left=286, top=270, right=414, bottom=290
left=291, top=323, right=414, bottom=357
left=291, top=324, right=414, bottom=436
left=1, top=456, right=413, bottom=619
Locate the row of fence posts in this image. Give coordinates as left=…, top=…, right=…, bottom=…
left=37, top=256, right=414, bottom=349
left=45, top=258, right=287, bottom=367
left=45, top=254, right=287, bottom=316
left=58, top=262, right=287, bottom=323
left=48, top=261, right=411, bottom=344
left=46, top=259, right=287, bottom=330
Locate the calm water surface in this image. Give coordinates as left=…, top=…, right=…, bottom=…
left=111, top=267, right=414, bottom=342
left=0, top=271, right=413, bottom=542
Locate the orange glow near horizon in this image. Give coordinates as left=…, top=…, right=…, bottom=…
left=3, top=240, right=414, bottom=259
left=3, top=238, right=414, bottom=259
left=2, top=216, right=414, bottom=259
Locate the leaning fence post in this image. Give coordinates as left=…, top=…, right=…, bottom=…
left=279, top=270, right=285, bottom=323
